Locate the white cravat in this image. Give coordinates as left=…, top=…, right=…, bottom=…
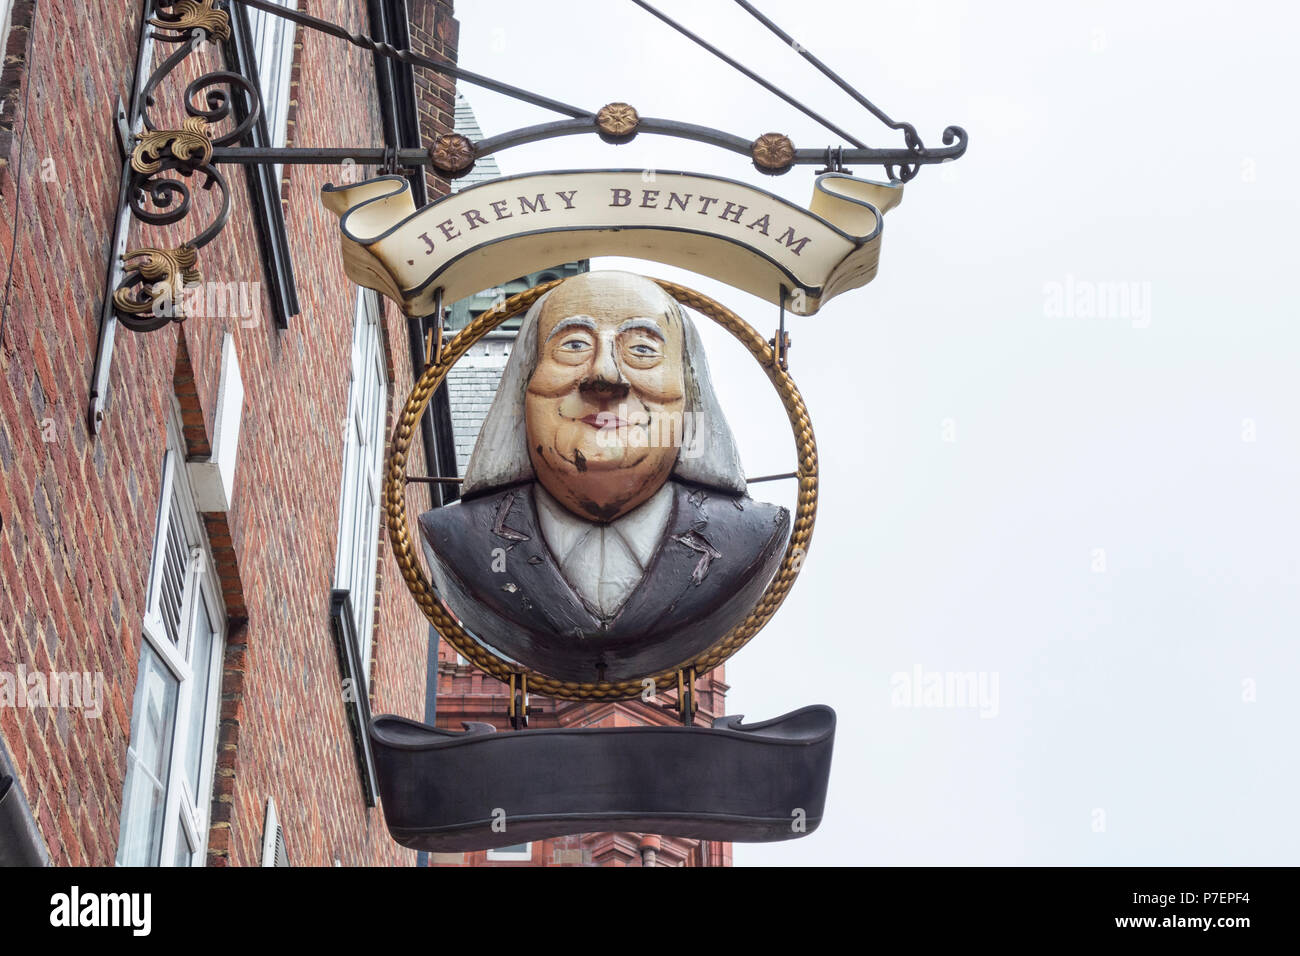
left=533, top=481, right=675, bottom=620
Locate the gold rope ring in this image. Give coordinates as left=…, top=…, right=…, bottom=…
left=384, top=278, right=818, bottom=701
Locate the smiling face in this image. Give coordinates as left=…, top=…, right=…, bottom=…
left=526, top=272, right=686, bottom=522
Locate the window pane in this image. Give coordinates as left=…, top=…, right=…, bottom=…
left=184, top=597, right=218, bottom=797
left=117, top=642, right=179, bottom=866
left=118, top=761, right=168, bottom=867
left=335, top=291, right=388, bottom=677
left=248, top=0, right=298, bottom=179
left=172, top=822, right=195, bottom=868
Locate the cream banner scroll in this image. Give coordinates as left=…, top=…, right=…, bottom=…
left=320, top=169, right=902, bottom=316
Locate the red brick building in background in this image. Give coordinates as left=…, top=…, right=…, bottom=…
left=0, top=0, right=460, bottom=867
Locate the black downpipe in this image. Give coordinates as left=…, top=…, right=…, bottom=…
left=371, top=0, right=460, bottom=866
left=369, top=0, right=459, bottom=511
left=0, top=735, right=49, bottom=867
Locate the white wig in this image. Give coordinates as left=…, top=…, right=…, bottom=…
left=460, top=281, right=747, bottom=498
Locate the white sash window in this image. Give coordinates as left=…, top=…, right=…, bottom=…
left=117, top=416, right=226, bottom=866
left=334, top=289, right=388, bottom=678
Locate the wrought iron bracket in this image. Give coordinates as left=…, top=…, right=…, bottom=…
left=108, top=3, right=251, bottom=332
left=102, top=0, right=968, bottom=332
left=113, top=97, right=134, bottom=159
left=92, top=0, right=967, bottom=432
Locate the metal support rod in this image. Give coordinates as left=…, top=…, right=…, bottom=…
left=472, top=115, right=966, bottom=168
left=772, top=284, right=789, bottom=371
left=732, top=0, right=915, bottom=138
left=230, top=0, right=592, bottom=119
left=628, top=0, right=868, bottom=149
left=210, top=131, right=964, bottom=169
left=407, top=472, right=799, bottom=485
left=428, top=288, right=444, bottom=370
left=406, top=475, right=464, bottom=485
left=90, top=0, right=161, bottom=432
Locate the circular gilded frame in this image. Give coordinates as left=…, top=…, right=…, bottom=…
left=384, top=277, right=818, bottom=701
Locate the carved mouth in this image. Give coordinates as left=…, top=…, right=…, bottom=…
left=580, top=413, right=627, bottom=430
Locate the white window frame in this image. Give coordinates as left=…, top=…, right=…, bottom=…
left=334, top=289, right=388, bottom=678
left=261, top=797, right=290, bottom=867
left=247, top=0, right=298, bottom=181
left=0, top=1, right=15, bottom=59
left=117, top=409, right=226, bottom=867
left=487, top=843, right=533, bottom=862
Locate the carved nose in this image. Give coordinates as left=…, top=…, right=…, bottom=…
left=582, top=339, right=628, bottom=396
left=579, top=376, right=630, bottom=399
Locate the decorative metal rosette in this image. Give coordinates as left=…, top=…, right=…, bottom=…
left=751, top=132, right=795, bottom=175
left=430, top=133, right=476, bottom=179
left=596, top=102, right=640, bottom=144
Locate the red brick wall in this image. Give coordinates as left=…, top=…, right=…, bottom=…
left=0, top=0, right=458, bottom=866
left=0, top=0, right=37, bottom=168
left=409, top=1, right=458, bottom=203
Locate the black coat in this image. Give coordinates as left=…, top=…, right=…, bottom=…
left=419, top=479, right=791, bottom=683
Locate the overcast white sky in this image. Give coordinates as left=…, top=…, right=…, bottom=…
left=452, top=0, right=1300, bottom=865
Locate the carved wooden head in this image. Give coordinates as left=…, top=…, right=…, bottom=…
left=525, top=271, right=687, bottom=522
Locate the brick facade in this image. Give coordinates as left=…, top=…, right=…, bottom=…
left=0, top=0, right=459, bottom=866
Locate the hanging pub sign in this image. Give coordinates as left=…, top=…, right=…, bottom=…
left=321, top=169, right=901, bottom=317
left=93, top=0, right=964, bottom=854
left=360, top=252, right=837, bottom=850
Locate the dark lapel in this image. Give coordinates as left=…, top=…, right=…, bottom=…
left=420, top=479, right=790, bottom=683
left=608, top=481, right=784, bottom=640
left=421, top=484, right=605, bottom=639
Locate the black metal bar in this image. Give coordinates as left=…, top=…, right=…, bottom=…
left=406, top=472, right=799, bottom=485
left=368, top=0, right=401, bottom=170
left=732, top=0, right=908, bottom=134
left=0, top=731, right=50, bottom=866
left=473, top=118, right=966, bottom=170
left=474, top=115, right=754, bottom=161
left=627, top=0, right=868, bottom=149
left=731, top=0, right=969, bottom=182
left=210, top=132, right=964, bottom=168
left=774, top=284, right=788, bottom=371
left=90, top=0, right=163, bottom=430
left=406, top=475, right=464, bottom=485
left=224, top=1, right=298, bottom=327
left=211, top=146, right=419, bottom=164
left=229, top=0, right=593, bottom=119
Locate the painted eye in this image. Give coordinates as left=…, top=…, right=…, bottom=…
left=559, top=339, right=589, bottom=351
left=629, top=344, right=657, bottom=355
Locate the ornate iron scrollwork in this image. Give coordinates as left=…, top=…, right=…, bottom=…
left=113, top=245, right=202, bottom=333
left=111, top=0, right=256, bottom=331
left=131, top=116, right=214, bottom=174
left=149, top=0, right=232, bottom=42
